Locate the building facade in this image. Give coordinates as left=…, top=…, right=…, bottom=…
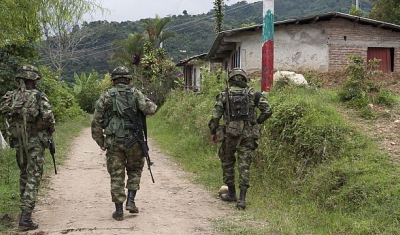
left=207, top=12, right=400, bottom=74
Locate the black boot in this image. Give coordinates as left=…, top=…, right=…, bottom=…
left=112, top=203, right=124, bottom=221
left=220, top=185, right=237, bottom=202
left=237, top=187, right=247, bottom=210
left=126, top=190, right=139, bottom=213
left=19, top=211, right=38, bottom=231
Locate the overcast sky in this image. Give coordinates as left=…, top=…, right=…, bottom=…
left=87, top=0, right=260, bottom=22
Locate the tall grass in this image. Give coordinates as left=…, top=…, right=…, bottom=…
left=0, top=116, right=90, bottom=232
left=148, top=71, right=400, bottom=234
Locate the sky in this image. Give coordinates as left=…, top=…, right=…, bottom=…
left=87, top=0, right=260, bottom=22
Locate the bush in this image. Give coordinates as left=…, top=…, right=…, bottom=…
left=39, top=67, right=88, bottom=122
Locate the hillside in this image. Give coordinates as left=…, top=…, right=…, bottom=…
left=47, top=0, right=373, bottom=81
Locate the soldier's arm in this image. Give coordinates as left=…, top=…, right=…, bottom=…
left=91, top=94, right=107, bottom=148
left=256, top=94, right=272, bottom=124
left=135, top=89, right=158, bottom=116
left=208, top=93, right=224, bottom=135
left=40, top=93, right=56, bottom=132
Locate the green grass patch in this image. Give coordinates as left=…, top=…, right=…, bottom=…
left=148, top=72, right=400, bottom=234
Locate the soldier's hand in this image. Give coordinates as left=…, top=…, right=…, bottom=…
left=210, top=135, right=218, bottom=146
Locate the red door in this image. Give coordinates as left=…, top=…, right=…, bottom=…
left=367, top=48, right=391, bottom=73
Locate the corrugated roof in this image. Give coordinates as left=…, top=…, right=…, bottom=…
left=206, top=12, right=400, bottom=62
left=176, top=53, right=207, bottom=66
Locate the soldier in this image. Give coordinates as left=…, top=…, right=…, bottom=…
left=91, top=65, right=157, bottom=221
left=0, top=65, right=55, bottom=231
left=208, top=68, right=272, bottom=210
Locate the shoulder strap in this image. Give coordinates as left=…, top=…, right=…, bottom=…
left=254, top=91, right=261, bottom=106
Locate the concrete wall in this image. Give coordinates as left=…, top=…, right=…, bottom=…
left=275, top=24, right=329, bottom=72
left=222, top=17, right=400, bottom=73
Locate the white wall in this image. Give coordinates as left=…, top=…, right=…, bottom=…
left=222, top=24, right=329, bottom=73
left=275, top=24, right=329, bottom=72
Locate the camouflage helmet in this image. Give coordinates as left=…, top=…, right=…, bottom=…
left=15, top=65, right=41, bottom=81
left=111, top=65, right=132, bottom=80
left=228, top=68, right=249, bottom=83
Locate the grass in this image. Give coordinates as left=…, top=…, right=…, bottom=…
left=147, top=73, right=400, bottom=234
left=0, top=115, right=91, bottom=232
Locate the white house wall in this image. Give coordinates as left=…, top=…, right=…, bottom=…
left=222, top=24, right=330, bottom=73
left=275, top=24, right=329, bottom=72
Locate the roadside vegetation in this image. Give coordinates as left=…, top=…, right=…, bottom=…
left=148, top=58, right=400, bottom=234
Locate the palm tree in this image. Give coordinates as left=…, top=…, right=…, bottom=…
left=142, top=15, right=175, bottom=49
left=111, top=33, right=144, bottom=67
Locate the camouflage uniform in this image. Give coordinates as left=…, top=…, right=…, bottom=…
left=0, top=65, right=55, bottom=230
left=208, top=68, right=272, bottom=209
left=91, top=66, right=157, bottom=220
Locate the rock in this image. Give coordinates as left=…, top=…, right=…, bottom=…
left=218, top=185, right=229, bottom=196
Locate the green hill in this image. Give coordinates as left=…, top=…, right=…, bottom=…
left=45, top=0, right=372, bottom=81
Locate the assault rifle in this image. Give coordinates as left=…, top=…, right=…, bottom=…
left=49, top=138, right=57, bottom=174
left=123, top=108, right=155, bottom=183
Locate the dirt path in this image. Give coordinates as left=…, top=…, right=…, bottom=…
left=22, top=128, right=229, bottom=235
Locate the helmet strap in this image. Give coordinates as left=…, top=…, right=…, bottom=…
left=18, top=79, right=26, bottom=91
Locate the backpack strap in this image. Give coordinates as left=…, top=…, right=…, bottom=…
left=254, top=91, right=261, bottom=106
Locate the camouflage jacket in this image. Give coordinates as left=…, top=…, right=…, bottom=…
left=91, top=84, right=158, bottom=148
left=0, top=88, right=55, bottom=132
left=208, top=85, right=272, bottom=135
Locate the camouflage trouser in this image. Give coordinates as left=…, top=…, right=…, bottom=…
left=14, top=137, right=45, bottom=213
left=218, top=136, right=256, bottom=189
left=106, top=141, right=145, bottom=203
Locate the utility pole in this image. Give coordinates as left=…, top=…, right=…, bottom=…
left=356, top=0, right=359, bottom=9
left=261, top=0, right=274, bottom=92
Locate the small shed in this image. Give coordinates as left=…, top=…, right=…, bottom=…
left=206, top=12, right=400, bottom=74
left=176, top=53, right=208, bottom=92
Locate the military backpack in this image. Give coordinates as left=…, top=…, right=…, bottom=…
left=104, top=87, right=139, bottom=146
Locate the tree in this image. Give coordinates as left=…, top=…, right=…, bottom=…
left=0, top=0, right=42, bottom=48
left=349, top=5, right=364, bottom=16
left=39, top=0, right=106, bottom=74
left=142, top=15, right=175, bottom=50
left=214, top=0, right=225, bottom=33
left=369, top=0, right=400, bottom=25
left=0, top=0, right=106, bottom=98
left=110, top=33, right=145, bottom=86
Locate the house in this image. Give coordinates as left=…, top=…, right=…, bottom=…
left=176, top=53, right=208, bottom=92
left=206, top=12, right=400, bottom=74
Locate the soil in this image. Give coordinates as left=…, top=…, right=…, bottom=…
left=13, top=128, right=231, bottom=235
left=320, top=71, right=400, bottom=166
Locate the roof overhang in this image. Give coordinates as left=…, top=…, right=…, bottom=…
left=176, top=53, right=207, bottom=66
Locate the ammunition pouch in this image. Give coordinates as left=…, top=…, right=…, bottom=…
left=251, top=124, right=261, bottom=140
left=38, top=131, right=50, bottom=149
left=225, top=121, right=244, bottom=137
left=215, top=125, right=225, bottom=142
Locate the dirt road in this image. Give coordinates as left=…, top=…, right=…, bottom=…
left=22, top=128, right=230, bottom=235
